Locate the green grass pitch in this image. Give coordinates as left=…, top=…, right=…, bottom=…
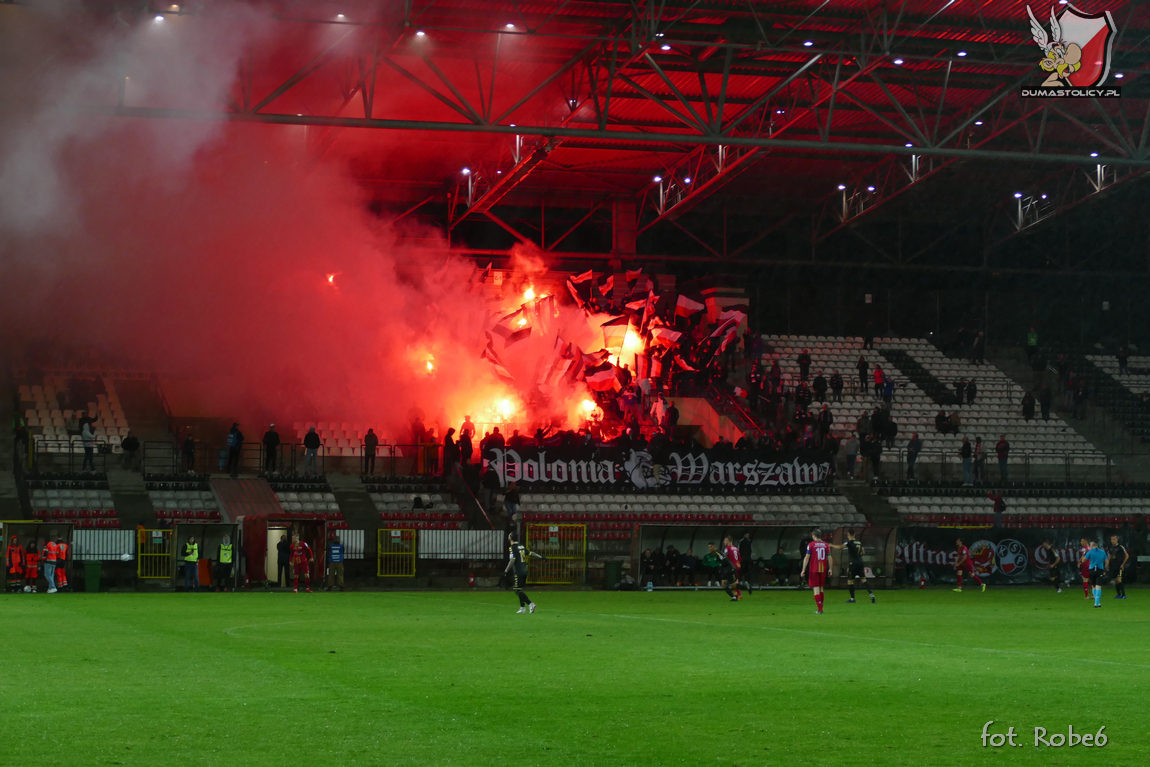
left=1, top=587, right=1145, bottom=766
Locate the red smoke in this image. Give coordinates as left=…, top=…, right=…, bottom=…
left=0, top=4, right=604, bottom=443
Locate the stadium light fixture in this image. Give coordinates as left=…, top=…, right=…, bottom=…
left=661, top=44, right=671, bottom=51
left=336, top=14, right=345, bottom=20
left=905, top=143, right=914, bottom=148
left=866, top=186, right=876, bottom=192
left=415, top=30, right=426, bottom=37
left=893, top=58, right=903, bottom=65
left=1090, top=152, right=1099, bottom=157
left=506, top=23, right=515, bottom=28
left=683, top=176, right=692, bottom=184
left=1115, top=73, right=1124, bottom=79
left=154, top=14, right=164, bottom=21
left=462, top=168, right=471, bottom=175
left=837, top=185, right=846, bottom=190
left=1041, top=194, right=1048, bottom=199
left=957, top=51, right=967, bottom=57
left=776, top=109, right=785, bottom=114
left=655, top=33, right=664, bottom=38
left=653, top=175, right=662, bottom=183
left=1013, top=193, right=1022, bottom=199
left=803, top=41, right=813, bottom=47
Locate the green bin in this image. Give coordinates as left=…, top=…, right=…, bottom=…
left=85, top=561, right=102, bottom=593
left=603, top=560, right=622, bottom=590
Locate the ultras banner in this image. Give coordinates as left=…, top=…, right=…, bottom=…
left=483, top=446, right=833, bottom=489
left=896, top=528, right=1137, bottom=585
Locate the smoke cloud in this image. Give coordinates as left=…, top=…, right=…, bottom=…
left=0, top=2, right=599, bottom=443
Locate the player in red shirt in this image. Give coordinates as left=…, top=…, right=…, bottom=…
left=800, top=528, right=830, bottom=614
left=1077, top=537, right=1091, bottom=599
left=722, top=536, right=742, bottom=601
left=952, top=538, right=986, bottom=593
left=290, top=537, right=314, bottom=593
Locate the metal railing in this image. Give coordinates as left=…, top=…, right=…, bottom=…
left=31, top=439, right=110, bottom=474
left=141, top=440, right=446, bottom=478
left=863, top=448, right=1115, bottom=484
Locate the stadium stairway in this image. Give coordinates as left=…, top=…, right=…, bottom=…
left=879, top=349, right=957, bottom=407
left=211, top=478, right=282, bottom=521
left=326, top=474, right=381, bottom=557
left=116, top=379, right=171, bottom=441
left=987, top=346, right=1150, bottom=480
left=106, top=469, right=155, bottom=528
left=838, top=480, right=900, bottom=527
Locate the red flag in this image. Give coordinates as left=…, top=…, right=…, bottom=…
left=625, top=268, right=643, bottom=283
left=733, top=386, right=749, bottom=399
left=492, top=308, right=531, bottom=345
left=709, top=316, right=739, bottom=340
left=480, top=333, right=515, bottom=382
left=675, top=294, right=704, bottom=318
left=649, top=326, right=682, bottom=347
left=565, top=278, right=586, bottom=309
left=674, top=356, right=697, bottom=372
left=569, top=269, right=594, bottom=283
left=598, top=275, right=614, bottom=297
left=584, top=363, right=619, bottom=392
left=600, top=315, right=630, bottom=351
left=624, top=297, right=647, bottom=311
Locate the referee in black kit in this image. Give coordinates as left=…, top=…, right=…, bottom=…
left=1108, top=535, right=1130, bottom=600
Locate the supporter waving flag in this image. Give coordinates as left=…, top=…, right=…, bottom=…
left=675, top=294, right=704, bottom=318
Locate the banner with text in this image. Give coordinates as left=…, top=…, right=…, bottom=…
left=484, top=446, right=833, bottom=489
left=896, top=528, right=1136, bottom=586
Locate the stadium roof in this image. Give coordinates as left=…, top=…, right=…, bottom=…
left=29, top=0, right=1150, bottom=270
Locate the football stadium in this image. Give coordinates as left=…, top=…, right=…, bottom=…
left=2, top=1, right=1150, bottom=765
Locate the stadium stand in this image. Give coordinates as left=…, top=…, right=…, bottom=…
left=27, top=475, right=122, bottom=528
left=292, top=422, right=369, bottom=457
left=891, top=339, right=1103, bottom=464
left=759, top=335, right=1104, bottom=465
left=269, top=479, right=348, bottom=528
left=1081, top=352, right=1150, bottom=442
left=146, top=478, right=221, bottom=522
left=518, top=489, right=865, bottom=539
left=881, top=484, right=1149, bottom=528
left=369, top=478, right=467, bottom=529
left=20, top=375, right=131, bottom=454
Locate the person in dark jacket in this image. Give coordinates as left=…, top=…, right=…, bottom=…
left=857, top=356, right=869, bottom=393
left=1038, top=385, right=1052, bottom=420
left=363, top=428, right=379, bottom=475
left=648, top=430, right=670, bottom=485
left=664, top=401, right=679, bottom=436
left=458, top=431, right=473, bottom=466
left=262, top=424, right=280, bottom=474
left=1117, top=346, right=1129, bottom=374
left=830, top=370, right=844, bottom=402
left=907, top=433, right=922, bottom=480
left=960, top=436, right=973, bottom=486
left=797, top=349, right=811, bottom=382
left=738, top=532, right=754, bottom=593
left=226, top=423, right=244, bottom=476
left=275, top=533, right=290, bottom=587
left=812, top=372, right=828, bottom=402
left=966, top=379, right=978, bottom=405
left=443, top=428, right=459, bottom=476
left=640, top=549, right=658, bottom=587
left=1021, top=391, right=1036, bottom=421
left=182, top=431, right=196, bottom=474
left=302, top=426, right=321, bottom=475
left=121, top=430, right=141, bottom=471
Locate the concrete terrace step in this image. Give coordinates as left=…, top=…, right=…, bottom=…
left=106, top=468, right=154, bottom=528
left=211, top=477, right=283, bottom=522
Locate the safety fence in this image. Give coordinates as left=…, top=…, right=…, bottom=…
left=417, top=530, right=504, bottom=560
left=137, top=529, right=174, bottom=579
left=377, top=529, right=417, bottom=576
left=143, top=441, right=445, bottom=478
left=30, top=439, right=111, bottom=474
left=72, top=529, right=135, bottom=560
left=337, top=529, right=366, bottom=560
left=526, top=523, right=587, bottom=584
left=866, top=449, right=1116, bottom=484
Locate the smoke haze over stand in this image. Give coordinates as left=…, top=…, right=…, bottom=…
left=0, top=3, right=602, bottom=444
